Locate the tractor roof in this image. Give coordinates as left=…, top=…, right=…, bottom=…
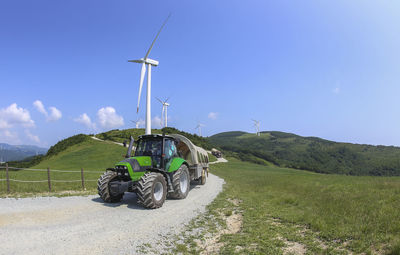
left=138, top=134, right=174, bottom=140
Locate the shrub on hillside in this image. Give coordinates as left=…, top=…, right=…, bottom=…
left=46, top=134, right=90, bottom=157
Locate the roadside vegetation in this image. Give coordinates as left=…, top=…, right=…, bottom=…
left=209, top=131, right=400, bottom=176
left=169, top=159, right=400, bottom=254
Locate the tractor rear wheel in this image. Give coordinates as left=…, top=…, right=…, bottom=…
left=137, top=172, right=167, bottom=209
left=170, top=164, right=190, bottom=199
left=98, top=171, right=124, bottom=203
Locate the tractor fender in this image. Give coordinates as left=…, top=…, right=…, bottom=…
left=167, top=158, right=188, bottom=173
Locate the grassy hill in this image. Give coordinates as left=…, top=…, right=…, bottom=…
left=0, top=138, right=126, bottom=194
left=209, top=131, right=400, bottom=176
left=33, top=138, right=126, bottom=171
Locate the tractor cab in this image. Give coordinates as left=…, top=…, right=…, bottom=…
left=133, top=134, right=179, bottom=170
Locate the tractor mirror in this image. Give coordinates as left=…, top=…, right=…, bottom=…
left=125, top=136, right=135, bottom=158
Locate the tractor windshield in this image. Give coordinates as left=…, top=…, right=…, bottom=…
left=135, top=139, right=162, bottom=157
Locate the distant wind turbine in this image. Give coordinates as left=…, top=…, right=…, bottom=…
left=252, top=119, right=260, bottom=136
left=195, top=122, right=205, bottom=137
left=128, top=14, right=171, bottom=135
left=156, top=97, right=170, bottom=128
left=131, top=119, right=140, bottom=129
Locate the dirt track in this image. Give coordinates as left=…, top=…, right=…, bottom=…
left=0, top=174, right=224, bottom=255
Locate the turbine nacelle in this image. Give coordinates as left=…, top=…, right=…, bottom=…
left=128, top=58, right=159, bottom=66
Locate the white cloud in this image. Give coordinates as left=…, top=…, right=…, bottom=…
left=33, top=100, right=47, bottom=116
left=151, top=116, right=163, bottom=128
left=97, top=107, right=124, bottom=129
left=33, top=100, right=62, bottom=121
left=48, top=107, right=62, bottom=121
left=208, top=112, right=218, bottom=120
left=0, top=103, right=34, bottom=129
left=25, top=130, right=40, bottom=143
left=74, top=113, right=97, bottom=129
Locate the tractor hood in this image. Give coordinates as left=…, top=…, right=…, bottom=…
left=116, top=156, right=152, bottom=173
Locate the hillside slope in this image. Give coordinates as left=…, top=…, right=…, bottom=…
left=209, top=131, right=400, bottom=176
left=33, top=139, right=126, bottom=170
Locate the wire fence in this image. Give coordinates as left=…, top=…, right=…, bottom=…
left=0, top=164, right=104, bottom=193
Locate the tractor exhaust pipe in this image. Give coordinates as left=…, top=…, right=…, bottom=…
left=125, top=136, right=135, bottom=158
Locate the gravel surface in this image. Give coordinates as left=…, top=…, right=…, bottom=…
left=0, top=174, right=224, bottom=255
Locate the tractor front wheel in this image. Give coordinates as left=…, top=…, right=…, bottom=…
left=170, top=164, right=190, bottom=199
left=98, top=171, right=124, bottom=203
left=137, top=172, right=167, bottom=209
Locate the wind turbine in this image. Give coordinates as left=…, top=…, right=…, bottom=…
left=129, top=14, right=171, bottom=135
left=131, top=119, right=140, bottom=129
left=252, top=119, right=260, bottom=136
left=195, top=122, right=205, bottom=137
left=156, top=97, right=170, bottom=128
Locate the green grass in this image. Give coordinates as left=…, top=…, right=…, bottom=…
left=206, top=159, right=400, bottom=254
left=208, top=153, right=218, bottom=163
left=0, top=139, right=126, bottom=195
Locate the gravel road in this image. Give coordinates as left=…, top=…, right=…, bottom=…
left=0, top=174, right=224, bottom=255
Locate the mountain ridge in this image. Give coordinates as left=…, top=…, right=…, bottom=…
left=209, top=131, right=400, bottom=176
left=0, top=143, right=48, bottom=162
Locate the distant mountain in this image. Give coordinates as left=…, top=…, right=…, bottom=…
left=0, top=143, right=48, bottom=162
left=209, top=131, right=400, bottom=176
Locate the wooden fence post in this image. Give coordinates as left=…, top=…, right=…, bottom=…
left=47, top=167, right=51, bottom=192
left=81, top=168, right=85, bottom=190
left=6, top=163, right=10, bottom=193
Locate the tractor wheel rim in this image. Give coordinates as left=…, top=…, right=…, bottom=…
left=180, top=171, right=188, bottom=193
left=154, top=182, right=163, bottom=201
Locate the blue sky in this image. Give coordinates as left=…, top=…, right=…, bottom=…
left=1, top=0, right=400, bottom=147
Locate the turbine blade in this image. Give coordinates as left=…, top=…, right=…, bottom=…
left=165, top=96, right=170, bottom=103
left=137, top=63, right=147, bottom=113
left=156, top=97, right=163, bottom=104
left=144, top=13, right=171, bottom=59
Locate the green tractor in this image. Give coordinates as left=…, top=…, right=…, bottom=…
left=98, top=134, right=209, bottom=209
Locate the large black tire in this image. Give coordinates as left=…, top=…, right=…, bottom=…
left=170, top=164, right=190, bottom=199
left=97, top=171, right=124, bottom=203
left=137, top=172, right=167, bottom=209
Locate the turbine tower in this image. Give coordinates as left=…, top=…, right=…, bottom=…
left=195, top=122, right=205, bottom=137
left=156, top=97, right=170, bottom=128
left=129, top=14, right=171, bottom=135
left=252, top=119, right=260, bottom=136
